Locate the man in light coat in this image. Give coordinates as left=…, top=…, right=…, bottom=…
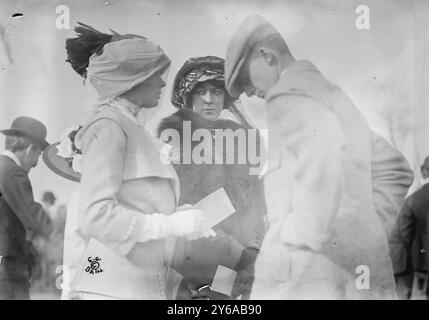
left=224, top=15, right=414, bottom=299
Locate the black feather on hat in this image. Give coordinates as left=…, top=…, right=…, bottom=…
left=65, top=22, right=113, bottom=78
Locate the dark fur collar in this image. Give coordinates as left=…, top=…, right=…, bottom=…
left=157, top=109, right=243, bottom=138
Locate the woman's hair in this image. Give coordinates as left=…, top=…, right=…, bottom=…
left=65, top=22, right=113, bottom=78
left=185, top=79, right=235, bottom=109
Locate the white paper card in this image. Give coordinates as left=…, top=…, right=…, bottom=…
left=211, top=265, right=238, bottom=296
left=194, top=188, right=236, bottom=228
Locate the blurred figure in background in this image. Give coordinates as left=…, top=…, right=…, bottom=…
left=60, top=190, right=81, bottom=300
left=390, top=157, right=429, bottom=300
left=41, top=191, right=66, bottom=297
left=30, top=191, right=66, bottom=298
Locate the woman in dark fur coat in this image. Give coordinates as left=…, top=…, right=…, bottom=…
left=157, top=56, right=267, bottom=300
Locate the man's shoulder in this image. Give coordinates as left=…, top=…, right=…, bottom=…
left=406, top=185, right=429, bottom=208
left=0, top=155, right=26, bottom=191
left=416, top=184, right=429, bottom=198
left=266, top=60, right=329, bottom=101
left=265, top=89, right=338, bottom=132
left=0, top=155, right=23, bottom=175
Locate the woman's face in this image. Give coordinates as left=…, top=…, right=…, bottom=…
left=190, top=81, right=225, bottom=120
left=125, top=72, right=166, bottom=109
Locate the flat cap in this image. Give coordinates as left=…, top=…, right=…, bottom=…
left=225, top=15, right=280, bottom=98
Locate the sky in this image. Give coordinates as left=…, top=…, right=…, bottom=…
left=0, top=0, right=427, bottom=203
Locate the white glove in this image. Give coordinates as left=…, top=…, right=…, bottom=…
left=172, top=204, right=216, bottom=240
left=166, top=207, right=208, bottom=237
left=138, top=205, right=216, bottom=243
left=186, top=228, right=217, bottom=241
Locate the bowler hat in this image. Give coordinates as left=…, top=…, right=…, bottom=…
left=225, top=15, right=280, bottom=98
left=0, top=116, right=49, bottom=149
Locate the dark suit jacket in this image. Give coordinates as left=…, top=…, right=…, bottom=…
left=0, top=155, right=51, bottom=280
left=390, top=184, right=429, bottom=275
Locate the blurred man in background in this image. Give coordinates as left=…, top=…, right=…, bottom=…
left=42, top=191, right=66, bottom=297
left=31, top=191, right=66, bottom=298
left=390, top=157, right=429, bottom=299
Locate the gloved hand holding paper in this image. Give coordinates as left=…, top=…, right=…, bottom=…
left=193, top=188, right=236, bottom=228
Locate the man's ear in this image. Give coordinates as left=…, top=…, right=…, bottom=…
left=25, top=144, right=33, bottom=155
left=27, top=143, right=40, bottom=155
left=258, top=47, right=277, bottom=66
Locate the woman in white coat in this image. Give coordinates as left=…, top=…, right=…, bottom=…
left=55, top=23, right=212, bottom=300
